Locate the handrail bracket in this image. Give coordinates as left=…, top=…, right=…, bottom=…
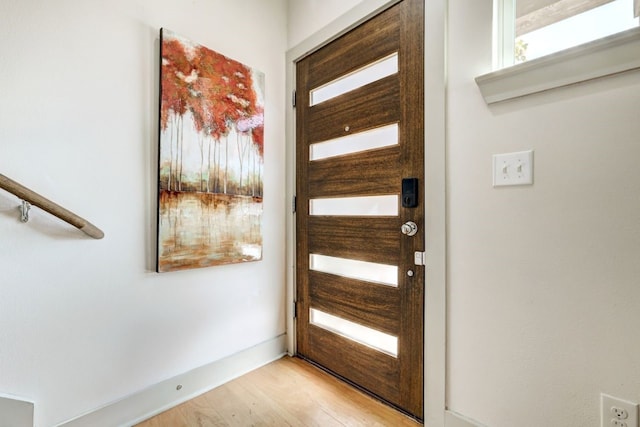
left=0, top=173, right=104, bottom=239
left=20, top=200, right=31, bottom=223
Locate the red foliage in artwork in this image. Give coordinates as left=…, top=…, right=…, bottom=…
left=159, top=29, right=264, bottom=196
left=160, top=39, right=191, bottom=130
left=162, top=36, right=262, bottom=139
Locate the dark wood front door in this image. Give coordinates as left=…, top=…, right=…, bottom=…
left=295, top=0, right=424, bottom=420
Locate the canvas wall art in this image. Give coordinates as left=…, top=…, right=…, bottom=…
left=157, top=28, right=264, bottom=272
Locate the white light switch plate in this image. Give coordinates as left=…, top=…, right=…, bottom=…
left=493, top=150, right=534, bottom=187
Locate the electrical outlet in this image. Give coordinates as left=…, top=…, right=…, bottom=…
left=613, top=407, right=630, bottom=420
left=602, top=394, right=639, bottom=427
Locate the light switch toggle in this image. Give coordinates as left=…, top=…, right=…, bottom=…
left=493, top=150, right=534, bottom=187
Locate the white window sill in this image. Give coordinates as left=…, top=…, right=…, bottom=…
left=475, top=26, right=640, bottom=104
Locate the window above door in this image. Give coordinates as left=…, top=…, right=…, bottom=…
left=476, top=0, right=640, bottom=103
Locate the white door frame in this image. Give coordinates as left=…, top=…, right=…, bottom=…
left=284, top=1, right=446, bottom=424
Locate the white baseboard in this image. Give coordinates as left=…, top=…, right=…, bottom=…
left=0, top=394, right=34, bottom=427
left=58, top=334, right=287, bottom=427
left=445, top=410, right=489, bottom=427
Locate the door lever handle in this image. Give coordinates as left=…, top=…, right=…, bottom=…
left=401, top=221, right=418, bottom=236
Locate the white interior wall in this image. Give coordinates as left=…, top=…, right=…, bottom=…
left=447, top=2, right=640, bottom=426
left=287, top=0, right=363, bottom=47
left=0, top=1, right=287, bottom=425
left=289, top=1, right=640, bottom=427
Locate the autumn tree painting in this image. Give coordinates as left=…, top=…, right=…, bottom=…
left=157, top=29, right=264, bottom=272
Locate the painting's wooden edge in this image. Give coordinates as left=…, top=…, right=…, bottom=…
left=155, top=27, right=165, bottom=273
left=56, top=335, right=286, bottom=427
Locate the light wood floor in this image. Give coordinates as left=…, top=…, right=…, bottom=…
left=135, top=356, right=422, bottom=426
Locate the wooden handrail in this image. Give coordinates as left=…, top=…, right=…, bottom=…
left=0, top=174, right=104, bottom=239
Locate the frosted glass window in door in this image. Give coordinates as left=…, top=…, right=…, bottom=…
left=309, top=53, right=398, bottom=106
left=310, top=124, right=398, bottom=161
left=310, top=308, right=398, bottom=357
left=309, top=195, right=398, bottom=217
left=310, top=254, right=398, bottom=287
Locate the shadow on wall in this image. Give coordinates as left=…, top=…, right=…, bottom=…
left=0, top=192, right=88, bottom=240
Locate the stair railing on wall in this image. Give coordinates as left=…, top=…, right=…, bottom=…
left=0, top=174, right=104, bottom=239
